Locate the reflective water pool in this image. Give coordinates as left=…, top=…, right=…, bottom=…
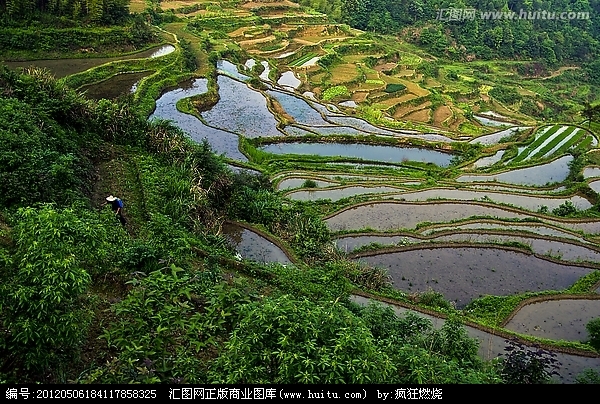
left=355, top=246, right=594, bottom=308
left=202, top=75, right=281, bottom=138
left=260, top=142, right=454, bottom=166
left=148, top=78, right=247, bottom=161
left=456, top=155, right=572, bottom=186
left=222, top=222, right=292, bottom=264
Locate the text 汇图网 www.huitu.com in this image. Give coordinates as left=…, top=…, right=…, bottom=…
left=437, top=8, right=590, bottom=21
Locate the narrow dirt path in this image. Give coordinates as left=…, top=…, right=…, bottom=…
left=540, top=66, right=579, bottom=80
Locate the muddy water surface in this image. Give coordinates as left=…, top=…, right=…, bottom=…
left=4, top=44, right=175, bottom=78
left=266, top=90, right=331, bottom=125
left=277, top=71, right=301, bottom=89
left=79, top=71, right=151, bottom=100
left=456, top=155, right=572, bottom=186
left=326, top=201, right=600, bottom=234
left=504, top=299, right=600, bottom=342
left=419, top=221, right=592, bottom=244
left=426, top=233, right=600, bottom=263
left=336, top=231, right=600, bottom=262
left=221, top=223, right=292, bottom=264
left=472, top=150, right=505, bottom=168
left=583, top=166, right=600, bottom=178
left=217, top=59, right=250, bottom=81
left=355, top=247, right=594, bottom=308
left=335, top=234, right=420, bottom=252
left=277, top=177, right=338, bottom=190
left=286, top=185, right=402, bottom=201
left=469, top=127, right=530, bottom=145
left=390, top=188, right=592, bottom=212
left=326, top=202, right=529, bottom=232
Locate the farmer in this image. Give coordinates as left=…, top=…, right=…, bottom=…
left=105, top=195, right=127, bottom=226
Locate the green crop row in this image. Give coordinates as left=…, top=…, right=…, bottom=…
left=513, top=125, right=580, bottom=162
left=549, top=128, right=588, bottom=157
left=289, top=52, right=317, bottom=67
left=529, top=125, right=578, bottom=160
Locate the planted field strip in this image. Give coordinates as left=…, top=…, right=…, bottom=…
left=513, top=125, right=585, bottom=162
left=329, top=64, right=361, bottom=85
left=387, top=187, right=592, bottom=212
left=418, top=220, right=591, bottom=244
left=325, top=201, right=600, bottom=234
left=289, top=52, right=317, bottom=67
left=574, top=135, right=594, bottom=153
left=528, top=126, right=579, bottom=160
left=393, top=101, right=433, bottom=119
left=539, top=128, right=587, bottom=158
left=338, top=231, right=600, bottom=263
left=239, top=35, right=278, bottom=47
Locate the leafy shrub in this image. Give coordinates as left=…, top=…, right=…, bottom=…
left=417, top=289, right=454, bottom=311
left=0, top=98, right=86, bottom=207
left=346, top=261, right=392, bottom=291
left=179, top=38, right=198, bottom=72
left=552, top=200, right=577, bottom=216
left=0, top=204, right=121, bottom=372
left=121, top=240, right=159, bottom=272
left=95, top=263, right=226, bottom=383
left=431, top=316, right=479, bottom=366
left=586, top=317, right=600, bottom=351
left=302, top=179, right=318, bottom=188
left=209, top=295, right=396, bottom=383
left=317, top=52, right=341, bottom=69
left=358, top=302, right=431, bottom=341
left=489, top=85, right=521, bottom=105
left=498, top=338, right=561, bottom=384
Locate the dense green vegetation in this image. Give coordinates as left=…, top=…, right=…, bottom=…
left=0, top=0, right=130, bottom=25
left=301, top=0, right=600, bottom=65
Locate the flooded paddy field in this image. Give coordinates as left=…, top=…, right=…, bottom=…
left=456, top=155, right=573, bottom=186
left=350, top=295, right=600, bottom=384
left=4, top=44, right=175, bottom=78
left=353, top=246, right=595, bottom=308
left=325, top=201, right=600, bottom=235
left=276, top=177, right=339, bottom=190
left=418, top=220, right=592, bottom=244
left=388, top=187, right=592, bottom=212
left=504, top=298, right=600, bottom=342
left=260, top=142, right=454, bottom=166
left=149, top=78, right=248, bottom=161
left=286, top=185, right=404, bottom=201
left=335, top=231, right=600, bottom=263
left=221, top=222, right=292, bottom=265
left=201, top=75, right=282, bottom=138
left=79, top=71, right=151, bottom=100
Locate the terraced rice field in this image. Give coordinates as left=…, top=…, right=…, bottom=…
left=512, top=125, right=595, bottom=162
left=73, top=2, right=600, bottom=380
left=328, top=64, right=361, bottom=85
left=175, top=5, right=599, bottom=379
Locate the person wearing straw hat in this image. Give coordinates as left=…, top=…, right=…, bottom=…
left=104, top=195, right=127, bottom=226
